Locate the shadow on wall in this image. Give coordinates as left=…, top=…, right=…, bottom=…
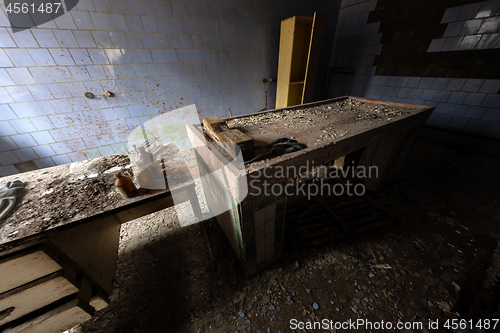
left=313, top=0, right=342, bottom=103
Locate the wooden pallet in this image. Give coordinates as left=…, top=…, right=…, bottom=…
left=285, top=193, right=394, bottom=250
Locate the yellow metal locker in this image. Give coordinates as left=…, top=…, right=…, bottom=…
left=276, top=12, right=325, bottom=108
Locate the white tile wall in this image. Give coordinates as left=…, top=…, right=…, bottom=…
left=428, top=1, right=500, bottom=52
left=328, top=0, right=500, bottom=142
left=0, top=0, right=338, bottom=176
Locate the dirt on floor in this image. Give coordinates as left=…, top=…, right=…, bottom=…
left=77, top=136, right=500, bottom=333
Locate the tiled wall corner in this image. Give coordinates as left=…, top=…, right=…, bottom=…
left=428, top=1, right=500, bottom=52
left=328, top=0, right=500, bottom=144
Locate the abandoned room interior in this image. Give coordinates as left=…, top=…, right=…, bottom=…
left=0, top=0, right=499, bottom=332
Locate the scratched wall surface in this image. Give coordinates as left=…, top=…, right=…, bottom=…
left=0, top=0, right=339, bottom=176
left=328, top=0, right=500, bottom=147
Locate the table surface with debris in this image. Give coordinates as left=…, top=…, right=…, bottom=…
left=0, top=143, right=194, bottom=251
left=227, top=97, right=426, bottom=148
left=224, top=97, right=433, bottom=170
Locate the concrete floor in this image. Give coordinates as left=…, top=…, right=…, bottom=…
left=77, top=135, right=500, bottom=333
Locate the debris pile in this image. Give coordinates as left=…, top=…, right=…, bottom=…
left=227, top=98, right=413, bottom=131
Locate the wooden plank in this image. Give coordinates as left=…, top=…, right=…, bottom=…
left=89, top=294, right=109, bottom=311
left=3, top=297, right=93, bottom=333
left=218, top=129, right=254, bottom=161
left=202, top=116, right=229, bottom=139
left=313, top=198, right=351, bottom=234
left=0, top=248, right=61, bottom=294
left=89, top=283, right=110, bottom=311
left=203, top=116, right=254, bottom=161
left=276, top=16, right=296, bottom=108
left=302, top=12, right=326, bottom=104
left=0, top=272, right=78, bottom=325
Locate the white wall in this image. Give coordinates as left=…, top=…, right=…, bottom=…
left=0, top=0, right=339, bottom=176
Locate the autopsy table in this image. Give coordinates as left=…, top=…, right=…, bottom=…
left=188, top=96, right=434, bottom=277
left=0, top=143, right=201, bottom=333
